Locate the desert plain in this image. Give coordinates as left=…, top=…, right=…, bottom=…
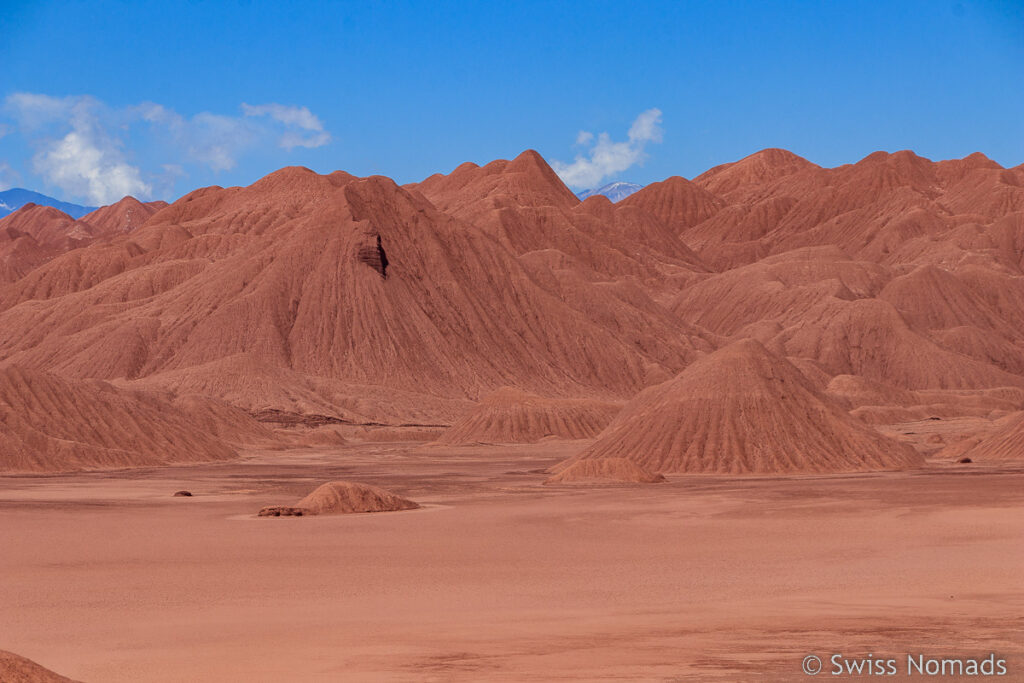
left=1, top=439, right=1022, bottom=682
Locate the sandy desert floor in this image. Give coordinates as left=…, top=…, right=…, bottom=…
left=1, top=440, right=1022, bottom=682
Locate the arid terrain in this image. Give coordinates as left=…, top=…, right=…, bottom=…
left=1, top=440, right=1022, bottom=682
left=2, top=148, right=1024, bottom=680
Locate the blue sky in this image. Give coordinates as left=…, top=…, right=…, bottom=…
left=1, top=0, right=1022, bottom=204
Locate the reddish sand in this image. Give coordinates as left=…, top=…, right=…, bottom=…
left=1, top=441, right=1022, bottom=682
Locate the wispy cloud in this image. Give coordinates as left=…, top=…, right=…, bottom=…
left=0, top=161, right=20, bottom=191
left=2, top=93, right=333, bottom=204
left=553, top=108, right=663, bottom=190
left=241, top=103, right=331, bottom=150
left=136, top=103, right=259, bottom=172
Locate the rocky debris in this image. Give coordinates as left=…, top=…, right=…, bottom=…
left=257, top=506, right=305, bottom=517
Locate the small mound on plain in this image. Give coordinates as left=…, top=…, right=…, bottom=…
left=294, top=481, right=419, bottom=515
left=545, top=458, right=665, bottom=484
left=558, top=340, right=924, bottom=475
left=436, top=387, right=621, bottom=444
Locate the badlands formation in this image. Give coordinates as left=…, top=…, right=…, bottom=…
left=2, top=148, right=1024, bottom=681
left=1, top=147, right=1022, bottom=474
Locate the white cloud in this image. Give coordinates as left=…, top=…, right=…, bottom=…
left=241, top=103, right=331, bottom=149
left=0, top=161, right=20, bottom=191
left=3, top=93, right=333, bottom=204
left=33, top=129, right=152, bottom=204
left=553, top=108, right=663, bottom=190
left=628, top=108, right=663, bottom=144
left=5, top=93, right=151, bottom=204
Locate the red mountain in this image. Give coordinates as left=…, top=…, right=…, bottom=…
left=1, top=148, right=1023, bottom=471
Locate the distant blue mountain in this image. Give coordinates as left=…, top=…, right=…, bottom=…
left=0, top=188, right=97, bottom=219
left=576, top=181, right=643, bottom=203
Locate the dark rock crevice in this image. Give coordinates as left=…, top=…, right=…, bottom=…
left=357, top=234, right=388, bottom=278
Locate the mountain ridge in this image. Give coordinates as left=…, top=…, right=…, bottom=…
left=2, top=146, right=1023, bottom=471
left=576, top=181, right=643, bottom=202
left=0, top=187, right=97, bottom=219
